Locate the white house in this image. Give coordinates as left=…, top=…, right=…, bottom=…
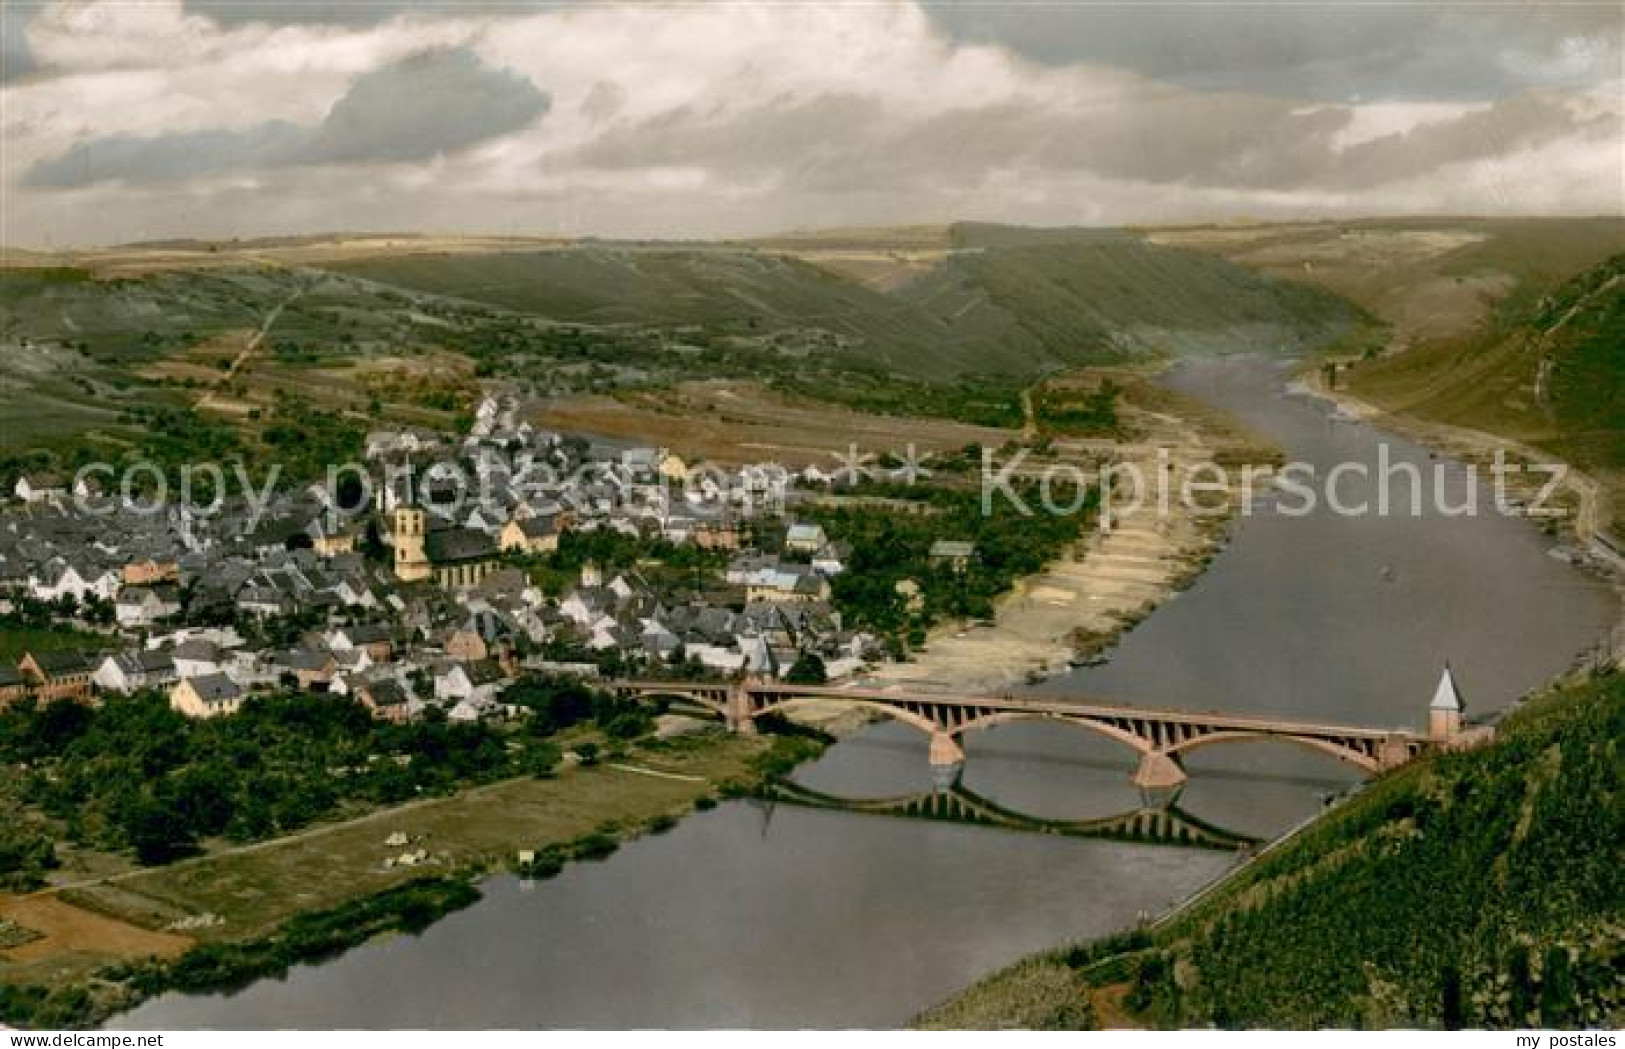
left=92, top=650, right=178, bottom=694
left=171, top=638, right=223, bottom=680
left=784, top=521, right=828, bottom=553
left=737, top=633, right=778, bottom=675
left=470, top=396, right=503, bottom=439
left=14, top=474, right=66, bottom=504
left=682, top=643, right=748, bottom=674
left=811, top=543, right=847, bottom=576
left=333, top=576, right=381, bottom=609
left=115, top=586, right=182, bottom=628
left=332, top=648, right=375, bottom=677
left=30, top=562, right=120, bottom=603
left=447, top=698, right=488, bottom=723
left=366, top=428, right=441, bottom=461
left=434, top=660, right=507, bottom=704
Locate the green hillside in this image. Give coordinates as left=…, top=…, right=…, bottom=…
left=324, top=246, right=974, bottom=369
left=330, top=247, right=902, bottom=325
left=1533, top=256, right=1625, bottom=471
left=897, top=224, right=1360, bottom=369
left=328, top=229, right=1359, bottom=378
left=0, top=226, right=1361, bottom=456
left=0, top=265, right=457, bottom=363
left=918, top=670, right=1625, bottom=1029
left=0, top=264, right=505, bottom=450
left=1346, top=252, right=1625, bottom=535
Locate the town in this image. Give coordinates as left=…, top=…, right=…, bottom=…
left=0, top=395, right=1022, bottom=726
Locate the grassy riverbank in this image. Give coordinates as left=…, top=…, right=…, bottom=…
left=916, top=669, right=1625, bottom=1029
left=1336, top=252, right=1625, bottom=547
left=0, top=725, right=822, bottom=1029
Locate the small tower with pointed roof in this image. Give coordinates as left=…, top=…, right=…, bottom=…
left=1429, top=664, right=1464, bottom=739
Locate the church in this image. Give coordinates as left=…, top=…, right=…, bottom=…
left=391, top=507, right=501, bottom=589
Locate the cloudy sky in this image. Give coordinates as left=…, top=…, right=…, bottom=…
left=1, top=1, right=1621, bottom=246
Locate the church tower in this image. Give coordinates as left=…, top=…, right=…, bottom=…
left=392, top=507, right=431, bottom=583
left=1429, top=664, right=1464, bottom=739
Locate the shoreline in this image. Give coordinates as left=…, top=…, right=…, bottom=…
left=863, top=373, right=1270, bottom=695
left=1302, top=365, right=1625, bottom=658
left=1, top=728, right=823, bottom=1031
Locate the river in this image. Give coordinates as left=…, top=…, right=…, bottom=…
left=113, top=355, right=1616, bottom=1028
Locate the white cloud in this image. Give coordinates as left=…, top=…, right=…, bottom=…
left=1, top=0, right=1620, bottom=246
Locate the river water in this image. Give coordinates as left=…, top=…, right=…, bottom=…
left=114, top=356, right=1616, bottom=1029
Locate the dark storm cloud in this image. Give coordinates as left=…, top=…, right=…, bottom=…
left=299, top=47, right=548, bottom=163
left=924, top=2, right=1622, bottom=103
left=24, top=47, right=549, bottom=188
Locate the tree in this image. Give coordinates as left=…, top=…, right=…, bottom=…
left=785, top=651, right=828, bottom=685
left=360, top=518, right=389, bottom=563
left=1507, top=944, right=1535, bottom=1024
left=1439, top=964, right=1464, bottom=1030
left=0, top=803, right=56, bottom=890
left=1539, top=947, right=1575, bottom=1027
left=126, top=793, right=198, bottom=865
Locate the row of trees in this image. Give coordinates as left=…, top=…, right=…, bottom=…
left=1033, top=380, right=1122, bottom=437
left=0, top=603, right=116, bottom=663
left=0, top=674, right=662, bottom=872
left=807, top=478, right=1096, bottom=646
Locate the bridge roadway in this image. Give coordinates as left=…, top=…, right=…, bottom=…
left=612, top=678, right=1439, bottom=789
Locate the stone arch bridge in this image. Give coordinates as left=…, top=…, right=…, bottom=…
left=612, top=679, right=1441, bottom=789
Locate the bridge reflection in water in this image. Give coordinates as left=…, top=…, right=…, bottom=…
left=760, top=777, right=1262, bottom=852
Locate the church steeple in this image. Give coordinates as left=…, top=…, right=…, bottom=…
left=392, top=506, right=430, bottom=583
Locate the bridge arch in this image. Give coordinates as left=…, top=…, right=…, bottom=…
left=1164, top=730, right=1380, bottom=773
left=951, top=710, right=1153, bottom=756
left=619, top=688, right=730, bottom=719
left=751, top=695, right=942, bottom=738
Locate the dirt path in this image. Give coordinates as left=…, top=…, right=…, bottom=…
left=1020, top=385, right=1038, bottom=441
left=1089, top=983, right=1147, bottom=1030
left=194, top=272, right=304, bottom=411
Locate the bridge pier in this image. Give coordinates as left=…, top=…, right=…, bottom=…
left=725, top=682, right=757, bottom=735
left=929, top=732, right=965, bottom=790
left=1132, top=750, right=1187, bottom=791
left=1377, top=733, right=1412, bottom=771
